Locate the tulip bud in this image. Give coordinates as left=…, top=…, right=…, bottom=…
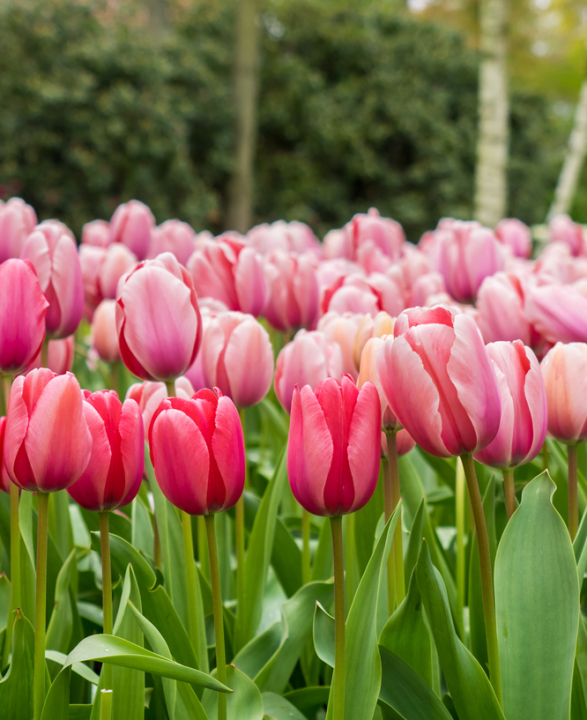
left=149, top=220, right=197, bottom=266
left=5, top=369, right=92, bottom=492
left=541, top=342, right=587, bottom=444
left=27, top=335, right=74, bottom=375
left=126, top=377, right=195, bottom=435
left=0, top=197, right=37, bottom=262
left=92, top=300, right=120, bottom=364
left=81, top=219, right=112, bottom=248
left=318, top=312, right=364, bottom=379
left=116, top=253, right=202, bottom=381
left=476, top=272, right=532, bottom=345
left=98, top=243, right=138, bottom=300
left=247, top=220, right=322, bottom=256
left=360, top=336, right=400, bottom=431
left=110, top=200, right=155, bottom=260
left=287, top=376, right=381, bottom=516
left=68, top=391, right=144, bottom=511
left=495, top=218, right=532, bottom=259
left=264, top=251, right=319, bottom=332
left=149, top=388, right=245, bottom=515
left=353, top=312, right=394, bottom=370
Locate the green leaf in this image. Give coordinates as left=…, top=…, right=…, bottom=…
left=201, top=665, right=263, bottom=720
left=495, top=472, right=580, bottom=720
left=41, top=666, right=71, bottom=720
left=262, top=692, right=308, bottom=720
left=312, top=602, right=335, bottom=668
left=91, top=531, right=156, bottom=590
left=48, top=491, right=74, bottom=564
left=310, top=517, right=333, bottom=583
left=416, top=543, right=504, bottom=720
left=46, top=548, right=78, bottom=661
left=0, top=574, right=11, bottom=634
left=45, top=650, right=100, bottom=685
left=68, top=706, right=92, bottom=720
left=403, top=500, right=425, bottom=589
left=283, top=687, right=330, bottom=719
left=0, top=611, right=34, bottom=720
left=378, top=646, right=452, bottom=720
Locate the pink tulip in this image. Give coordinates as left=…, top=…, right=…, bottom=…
left=275, top=330, right=343, bottom=414
left=549, top=214, right=584, bottom=256
left=149, top=388, right=245, bottom=515
left=541, top=342, right=587, bottom=444
left=326, top=277, right=380, bottom=317
left=474, top=341, right=546, bottom=468
left=80, top=245, right=107, bottom=317
left=381, top=306, right=501, bottom=457
left=476, top=273, right=533, bottom=345
left=183, top=298, right=228, bottom=391
left=99, top=243, right=138, bottom=300
left=110, top=200, right=155, bottom=260
left=202, top=312, right=274, bottom=407
left=116, top=252, right=202, bottom=381
left=21, top=220, right=84, bottom=338
left=92, top=300, right=120, bottom=364
left=287, top=376, right=381, bottom=516
left=187, top=236, right=266, bottom=316
left=0, top=197, right=37, bottom=262
left=410, top=272, right=446, bottom=307
left=4, top=369, right=92, bottom=492
left=0, top=417, right=11, bottom=494
left=495, top=219, right=532, bottom=259
left=126, top=377, right=195, bottom=436
left=359, top=336, right=400, bottom=431
left=149, top=220, right=197, bottom=266
left=318, top=312, right=364, bottom=379
left=381, top=429, right=416, bottom=459
left=81, top=219, right=112, bottom=248
left=247, top=220, right=322, bottom=256
left=524, top=282, right=587, bottom=344
left=68, top=391, right=144, bottom=511
left=401, top=248, right=433, bottom=291
left=27, top=335, right=74, bottom=375
left=325, top=208, right=405, bottom=262
left=264, top=252, right=319, bottom=332
left=0, top=259, right=48, bottom=374
left=352, top=312, right=394, bottom=370
left=356, top=241, right=393, bottom=274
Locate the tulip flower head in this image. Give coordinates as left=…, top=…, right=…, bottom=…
left=0, top=197, right=37, bottom=262
left=81, top=219, right=112, bottom=248
left=126, top=376, right=195, bottom=436
left=92, top=300, right=120, bottom=364
left=110, top=200, right=155, bottom=260
left=27, top=335, right=75, bottom=375
left=264, top=251, right=319, bottom=332
left=541, top=342, right=587, bottom=444
left=495, top=218, right=532, bottom=259
left=149, top=219, right=197, bottom=266
left=0, top=417, right=11, bottom=494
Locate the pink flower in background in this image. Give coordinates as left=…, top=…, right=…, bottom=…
left=322, top=272, right=405, bottom=318
left=359, top=336, right=399, bottom=431
left=401, top=247, right=433, bottom=292
left=91, top=300, right=120, bottom=364
left=495, top=218, right=532, bottom=259
left=126, top=376, right=195, bottom=436
left=541, top=342, right=587, bottom=444
left=264, top=251, right=319, bottom=332
left=352, top=311, right=394, bottom=370
left=149, top=220, right=197, bottom=266
left=381, top=429, right=416, bottom=458
left=476, top=273, right=533, bottom=346
left=318, top=312, right=364, bottom=379
left=110, top=200, right=155, bottom=260
left=324, top=208, right=405, bottom=262
left=183, top=298, right=228, bottom=392
left=248, top=220, right=322, bottom=256
left=524, top=282, right=587, bottom=344
left=410, top=272, right=446, bottom=307
left=98, top=243, right=138, bottom=300
left=549, top=214, right=584, bottom=256
left=27, top=335, right=74, bottom=375
left=81, top=219, right=112, bottom=248
left=0, top=197, right=37, bottom=262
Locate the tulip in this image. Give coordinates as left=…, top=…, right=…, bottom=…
left=324, top=208, right=405, bottom=262
left=201, top=312, right=274, bottom=408
left=183, top=298, right=228, bottom=392
left=474, top=341, right=547, bottom=518
left=352, top=312, right=394, bottom=370
left=80, top=245, right=106, bottom=317
left=116, top=252, right=202, bottom=382
left=381, top=429, right=416, bottom=459
left=264, top=251, right=319, bottom=333
left=248, top=220, right=322, bottom=256
left=27, top=336, right=75, bottom=375
left=495, top=218, right=532, bottom=259
left=98, top=243, right=138, bottom=300
left=275, top=330, right=343, bottom=414
left=476, top=272, right=532, bottom=346
left=149, top=219, right=197, bottom=265
left=318, top=312, right=364, bottom=380
left=21, top=220, right=84, bottom=339
left=0, top=417, right=11, bottom=494
left=410, top=272, right=446, bottom=307
left=549, top=214, right=584, bottom=256
left=110, top=200, right=155, bottom=260
left=524, top=282, right=587, bottom=344
left=92, top=300, right=120, bottom=364
left=126, top=376, right=195, bottom=436
left=81, top=219, right=112, bottom=248
left=0, top=259, right=49, bottom=375
left=0, top=197, right=37, bottom=262
left=401, top=247, right=432, bottom=290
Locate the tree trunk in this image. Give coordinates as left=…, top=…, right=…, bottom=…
left=547, top=74, right=587, bottom=222
left=474, top=0, right=508, bottom=228
left=226, top=0, right=261, bottom=233
left=145, top=0, right=169, bottom=36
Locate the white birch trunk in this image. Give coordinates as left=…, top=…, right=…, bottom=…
left=474, top=0, right=509, bottom=228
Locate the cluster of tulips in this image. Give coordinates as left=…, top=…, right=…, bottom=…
left=0, top=194, right=586, bottom=720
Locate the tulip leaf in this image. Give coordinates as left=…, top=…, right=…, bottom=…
left=416, top=543, right=504, bottom=720
left=403, top=500, right=425, bottom=589
left=48, top=491, right=75, bottom=564
left=201, top=664, right=263, bottom=720
left=495, top=472, right=579, bottom=720
left=378, top=646, right=453, bottom=720
left=46, top=548, right=78, bottom=662
left=0, top=573, right=11, bottom=634
left=311, top=516, right=334, bottom=583
left=313, top=601, right=335, bottom=668
left=283, top=687, right=331, bottom=718
left=0, top=611, right=34, bottom=720
left=262, top=692, right=308, bottom=720
left=45, top=650, right=100, bottom=685
left=91, top=531, right=156, bottom=590
left=40, top=665, right=71, bottom=720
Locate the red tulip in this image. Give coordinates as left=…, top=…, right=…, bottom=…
left=541, top=342, right=587, bottom=444
left=474, top=341, right=546, bottom=468
left=92, top=300, right=120, bottom=364
left=116, top=253, right=202, bottom=381
left=4, top=369, right=92, bottom=492
left=149, top=388, right=245, bottom=515
left=81, top=219, right=112, bottom=248
left=110, top=200, right=155, bottom=260
left=126, top=377, right=195, bottom=435
left=149, top=220, right=197, bottom=266
left=0, top=259, right=48, bottom=375
left=0, top=197, right=37, bottom=262
left=264, top=251, right=319, bottom=332
left=381, top=306, right=501, bottom=457
left=476, top=273, right=533, bottom=345
left=495, top=219, right=532, bottom=259
left=287, top=376, right=381, bottom=516
left=0, top=417, right=11, bottom=494
left=68, top=391, right=144, bottom=511
left=27, top=335, right=74, bottom=375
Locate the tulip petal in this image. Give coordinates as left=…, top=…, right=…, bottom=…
left=118, top=399, right=145, bottom=507
left=235, top=248, right=266, bottom=316
left=50, top=235, right=84, bottom=337
left=224, top=320, right=274, bottom=408
left=4, top=376, right=30, bottom=486
left=68, top=402, right=111, bottom=509
left=347, top=382, right=381, bottom=512
left=212, top=396, right=245, bottom=511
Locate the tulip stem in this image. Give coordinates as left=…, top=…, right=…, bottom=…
left=236, top=408, right=247, bottom=648
left=99, top=690, right=113, bottom=720
left=302, top=509, right=311, bottom=585
left=542, top=441, right=550, bottom=473
left=99, top=511, right=113, bottom=705
left=502, top=468, right=516, bottom=521
left=182, top=511, right=202, bottom=664
left=34, top=492, right=49, bottom=720
left=455, top=458, right=466, bottom=640
left=330, top=515, right=345, bottom=720
left=568, top=445, right=579, bottom=541
left=205, top=514, right=227, bottom=720
left=461, top=454, right=501, bottom=705
left=41, top=339, right=49, bottom=369
left=384, top=431, right=405, bottom=612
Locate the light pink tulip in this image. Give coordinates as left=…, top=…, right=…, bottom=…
left=110, top=200, right=155, bottom=260
left=80, top=245, right=107, bottom=317
left=4, top=369, right=92, bottom=492
left=401, top=248, right=433, bottom=291
left=410, top=272, right=446, bottom=307
left=524, top=282, right=587, bottom=344
left=183, top=298, right=228, bottom=391
left=318, top=312, right=364, bottom=379
left=0, top=417, right=11, bottom=494
left=549, top=214, right=584, bottom=256
left=247, top=220, right=322, bottom=256
left=322, top=272, right=405, bottom=318
left=325, top=208, right=405, bottom=262
left=92, top=300, right=120, bottom=364
left=68, top=390, right=144, bottom=511
left=81, top=219, right=112, bottom=248
left=26, top=335, right=74, bottom=374
left=21, top=220, right=84, bottom=338
left=495, top=218, right=532, bottom=259
left=287, top=376, right=381, bottom=516
left=116, top=253, right=202, bottom=381
left=360, top=336, right=400, bottom=431
left=381, top=306, right=501, bottom=457
left=264, top=251, right=319, bottom=332
left=476, top=273, right=533, bottom=345
left=474, top=341, right=546, bottom=468
left=149, top=220, right=197, bottom=266
left=99, top=243, right=138, bottom=300
left=275, top=330, right=343, bottom=414
left=149, top=389, right=245, bottom=515
left=541, top=342, right=587, bottom=444
left=356, top=241, right=393, bottom=274
left=353, top=312, right=394, bottom=370
left=202, top=312, right=274, bottom=407
left=0, top=197, right=37, bottom=262
left=126, top=376, right=195, bottom=436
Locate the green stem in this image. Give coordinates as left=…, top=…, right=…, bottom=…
left=568, top=444, right=578, bottom=541
left=502, top=467, right=516, bottom=521
left=2, top=376, right=18, bottom=668
left=461, top=454, right=502, bottom=705
left=236, top=408, right=247, bottom=646
left=205, top=514, right=227, bottom=720
left=198, top=516, right=210, bottom=579
left=165, top=380, right=175, bottom=398
left=34, top=493, right=50, bottom=720
left=99, top=512, right=113, bottom=702
left=330, top=516, right=345, bottom=720
left=542, top=441, right=549, bottom=473
left=302, top=509, right=311, bottom=585
left=385, top=431, right=405, bottom=608
left=41, top=339, right=49, bottom=369
left=455, top=458, right=466, bottom=640
left=99, top=690, right=113, bottom=720
left=182, top=511, right=202, bottom=662
left=382, top=457, right=395, bottom=615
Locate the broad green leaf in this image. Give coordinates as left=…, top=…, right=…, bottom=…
left=176, top=681, right=209, bottom=720
left=46, top=548, right=78, bottom=661
left=131, top=494, right=154, bottom=558
left=40, top=666, right=71, bottom=720
left=310, top=516, right=333, bottom=583
left=262, top=692, right=307, bottom=720
left=283, top=687, right=330, bottom=718
left=378, top=646, right=452, bottom=720
left=202, top=665, right=263, bottom=720
left=403, top=500, right=425, bottom=589
left=0, top=574, right=11, bottom=633
left=0, top=611, right=34, bottom=720
left=495, top=472, right=579, bottom=720
left=91, top=531, right=156, bottom=590
left=416, top=543, right=504, bottom=720
left=572, top=659, right=587, bottom=720
left=313, top=602, right=335, bottom=668
left=45, top=650, right=100, bottom=685
left=69, top=705, right=92, bottom=720
left=271, top=517, right=303, bottom=598
left=48, top=491, right=74, bottom=564
left=69, top=505, right=91, bottom=549
left=354, top=471, right=384, bottom=577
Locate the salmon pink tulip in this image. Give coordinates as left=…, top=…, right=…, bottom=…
left=92, top=300, right=120, bottom=364
left=110, top=200, right=155, bottom=260
left=149, top=389, right=245, bottom=515
left=541, top=342, right=587, bottom=444
left=353, top=312, right=394, bottom=370
left=0, top=197, right=37, bottom=262
left=318, top=312, right=364, bottom=380
left=264, top=252, right=319, bottom=332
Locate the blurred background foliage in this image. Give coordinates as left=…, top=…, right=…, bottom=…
left=0, top=0, right=581, bottom=241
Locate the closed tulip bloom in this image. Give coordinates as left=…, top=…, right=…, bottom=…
left=92, top=300, right=120, bottom=364
left=80, top=245, right=107, bottom=317
left=326, top=278, right=380, bottom=317
left=0, top=417, right=11, bottom=494
left=264, top=251, right=319, bottom=332
left=474, top=341, right=546, bottom=468
left=68, top=391, right=144, bottom=511
left=524, top=282, right=587, bottom=344
left=126, top=376, right=195, bottom=436
left=81, top=219, right=112, bottom=248
left=476, top=273, right=532, bottom=345
left=247, top=220, right=322, bottom=256
left=381, top=306, right=501, bottom=457
left=110, top=200, right=155, bottom=260
left=495, top=218, right=532, bottom=259
left=183, top=298, right=228, bottom=391
left=549, top=214, right=584, bottom=256
left=318, top=312, right=364, bottom=379
left=21, top=220, right=84, bottom=338
left=541, top=342, right=587, bottom=444
left=149, top=389, right=245, bottom=515
left=27, top=335, right=75, bottom=375
left=0, top=197, right=37, bottom=262
left=275, top=330, right=343, bottom=414
left=287, top=376, right=381, bottom=516
left=410, top=272, right=446, bottom=307
left=116, top=252, right=202, bottom=381
left=99, top=243, right=138, bottom=300
left=360, top=336, right=400, bottom=430
left=149, top=220, right=197, bottom=266
left=202, top=312, right=274, bottom=407
left=353, top=311, right=394, bottom=370
left=4, top=369, right=92, bottom=492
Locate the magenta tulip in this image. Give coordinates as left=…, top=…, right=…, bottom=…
left=110, top=200, right=155, bottom=260
left=116, top=252, right=202, bottom=381
left=541, top=342, right=587, bottom=444
left=495, top=218, right=532, bottom=259
left=202, top=312, right=274, bottom=408
left=149, top=388, right=245, bottom=515
left=287, top=375, right=381, bottom=516
left=126, top=377, right=195, bottom=435
left=275, top=330, right=343, bottom=414
left=68, top=391, right=144, bottom=511
left=27, top=335, right=74, bottom=375
left=4, top=369, right=92, bottom=492
left=0, top=197, right=37, bottom=262
left=476, top=272, right=532, bottom=345
left=149, top=220, right=197, bottom=265
left=524, top=282, right=587, bottom=344
left=21, top=220, right=84, bottom=338
left=92, top=300, right=120, bottom=364
left=81, top=219, right=112, bottom=248
left=264, top=251, right=319, bottom=332
left=0, top=417, right=10, bottom=494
